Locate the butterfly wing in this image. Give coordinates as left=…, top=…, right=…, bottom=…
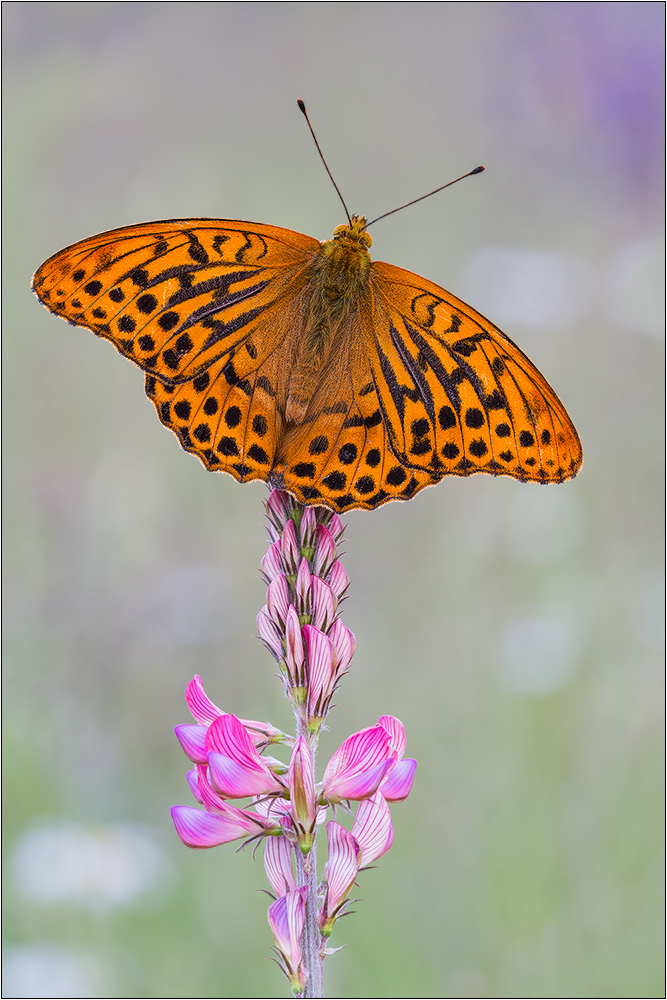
left=33, top=219, right=321, bottom=483
left=365, top=260, right=583, bottom=488
left=272, top=295, right=435, bottom=510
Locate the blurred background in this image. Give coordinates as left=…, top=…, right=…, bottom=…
left=2, top=3, right=664, bottom=997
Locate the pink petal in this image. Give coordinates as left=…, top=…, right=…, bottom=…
left=285, top=605, right=305, bottom=682
left=324, top=822, right=362, bottom=913
left=266, top=490, right=290, bottom=538
left=171, top=805, right=255, bottom=848
left=185, top=675, right=223, bottom=726
left=299, top=506, right=318, bottom=549
left=303, top=625, right=335, bottom=709
left=280, top=518, right=300, bottom=574
left=206, top=714, right=266, bottom=771
left=310, top=576, right=335, bottom=631
left=329, top=619, right=356, bottom=672
left=327, top=513, right=345, bottom=543
left=327, top=560, right=349, bottom=600
left=378, top=715, right=407, bottom=761
left=186, top=769, right=203, bottom=803
left=256, top=608, right=283, bottom=659
left=323, top=725, right=391, bottom=788
left=381, top=758, right=417, bottom=801
left=264, top=835, right=296, bottom=896
left=313, top=524, right=336, bottom=578
left=325, top=757, right=393, bottom=803
left=175, top=724, right=208, bottom=764
left=261, top=540, right=284, bottom=582
left=267, top=886, right=307, bottom=965
left=352, top=792, right=394, bottom=864
left=267, top=574, right=290, bottom=628
left=208, top=750, right=283, bottom=799
left=197, top=763, right=231, bottom=814
left=288, top=737, right=316, bottom=830
left=208, top=751, right=284, bottom=798
left=295, top=559, right=311, bottom=617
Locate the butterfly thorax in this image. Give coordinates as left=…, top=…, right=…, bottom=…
left=285, top=216, right=372, bottom=425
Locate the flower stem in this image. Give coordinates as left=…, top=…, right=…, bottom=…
left=294, top=727, right=324, bottom=999
left=295, top=840, right=324, bottom=999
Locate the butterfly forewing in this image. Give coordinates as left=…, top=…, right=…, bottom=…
left=33, top=220, right=319, bottom=384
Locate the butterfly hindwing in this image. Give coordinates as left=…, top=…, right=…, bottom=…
left=274, top=308, right=434, bottom=510
left=369, top=261, right=582, bottom=487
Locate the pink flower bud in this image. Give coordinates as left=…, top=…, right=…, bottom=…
left=280, top=518, right=300, bottom=575
left=266, top=489, right=290, bottom=538
left=299, top=506, right=318, bottom=551
left=266, top=574, right=290, bottom=629
left=267, top=887, right=308, bottom=993
left=312, top=524, right=336, bottom=578
left=303, top=625, right=335, bottom=716
left=327, top=513, right=345, bottom=543
left=327, top=559, right=349, bottom=600
left=284, top=605, right=306, bottom=688
left=294, top=558, right=312, bottom=618
left=310, top=576, right=336, bottom=631
left=288, top=737, right=316, bottom=853
left=256, top=608, right=283, bottom=660
left=261, top=540, right=284, bottom=582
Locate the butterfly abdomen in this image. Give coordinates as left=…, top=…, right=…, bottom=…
left=285, top=231, right=372, bottom=425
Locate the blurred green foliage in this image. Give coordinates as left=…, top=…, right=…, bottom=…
left=3, top=3, right=664, bottom=997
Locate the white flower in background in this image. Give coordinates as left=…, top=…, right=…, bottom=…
left=12, top=821, right=170, bottom=910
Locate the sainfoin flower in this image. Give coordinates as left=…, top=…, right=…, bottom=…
left=170, top=490, right=417, bottom=994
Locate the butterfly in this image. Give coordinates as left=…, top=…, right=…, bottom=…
left=32, top=209, right=582, bottom=513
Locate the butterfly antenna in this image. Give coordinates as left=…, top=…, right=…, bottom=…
left=363, top=165, right=485, bottom=230
left=298, top=99, right=352, bottom=225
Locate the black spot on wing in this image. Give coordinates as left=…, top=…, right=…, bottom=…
left=388, top=320, right=435, bottom=422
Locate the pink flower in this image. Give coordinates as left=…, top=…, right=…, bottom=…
left=320, top=822, right=362, bottom=935
left=171, top=802, right=278, bottom=849
left=206, top=714, right=285, bottom=798
left=267, top=887, right=308, bottom=993
left=321, top=725, right=394, bottom=804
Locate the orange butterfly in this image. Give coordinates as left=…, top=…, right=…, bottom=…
left=32, top=120, right=581, bottom=513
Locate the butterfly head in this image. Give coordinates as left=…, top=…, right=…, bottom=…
left=332, top=215, right=372, bottom=248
